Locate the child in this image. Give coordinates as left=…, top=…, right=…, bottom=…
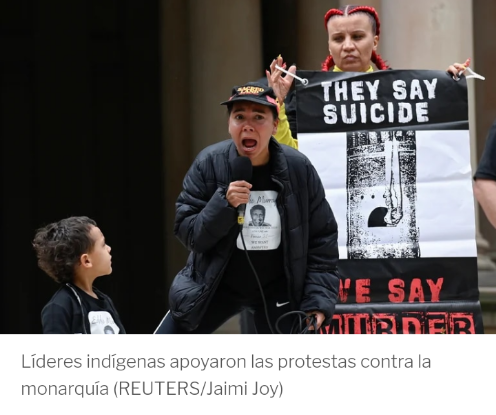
left=33, top=216, right=125, bottom=334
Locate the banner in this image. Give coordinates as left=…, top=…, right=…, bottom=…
left=295, top=69, right=483, bottom=334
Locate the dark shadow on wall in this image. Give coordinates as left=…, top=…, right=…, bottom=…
left=0, top=0, right=167, bottom=334
left=261, top=0, right=298, bottom=73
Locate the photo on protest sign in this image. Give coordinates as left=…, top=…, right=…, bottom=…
left=295, top=69, right=483, bottom=334
left=347, top=129, right=419, bottom=259
left=236, top=190, right=281, bottom=251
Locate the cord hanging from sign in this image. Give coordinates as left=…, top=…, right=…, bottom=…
left=276, top=62, right=484, bottom=83
left=275, top=64, right=309, bottom=85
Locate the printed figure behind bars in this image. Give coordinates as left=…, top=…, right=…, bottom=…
left=346, top=130, right=420, bottom=259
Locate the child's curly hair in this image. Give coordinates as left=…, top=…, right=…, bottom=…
left=32, top=216, right=97, bottom=283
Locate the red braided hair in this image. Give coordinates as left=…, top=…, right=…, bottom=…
left=322, top=5, right=389, bottom=71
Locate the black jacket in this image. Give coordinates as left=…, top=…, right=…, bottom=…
left=169, top=138, right=340, bottom=331
left=41, top=284, right=125, bottom=334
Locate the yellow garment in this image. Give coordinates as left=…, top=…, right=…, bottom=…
left=274, top=65, right=374, bottom=149
left=274, top=103, right=298, bottom=149
left=333, top=65, right=374, bottom=73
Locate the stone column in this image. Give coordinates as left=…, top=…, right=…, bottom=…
left=187, top=0, right=264, bottom=333
left=161, top=0, right=264, bottom=296
left=188, top=0, right=263, bottom=156
left=380, top=0, right=494, bottom=270
left=296, top=0, right=339, bottom=70
left=161, top=0, right=192, bottom=292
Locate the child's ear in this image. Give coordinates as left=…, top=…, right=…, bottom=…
left=80, top=253, right=92, bottom=268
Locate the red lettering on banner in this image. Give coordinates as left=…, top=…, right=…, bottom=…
left=356, top=279, right=371, bottom=303
left=372, top=313, right=397, bottom=334
left=402, top=316, right=422, bottom=334
left=388, top=278, right=405, bottom=302
left=408, top=278, right=425, bottom=302
left=328, top=314, right=371, bottom=334
left=338, top=277, right=445, bottom=304
left=450, top=313, right=475, bottom=334
left=427, top=314, right=447, bottom=334
left=426, top=278, right=443, bottom=302
left=345, top=313, right=371, bottom=334
left=339, top=279, right=351, bottom=303
left=328, top=311, right=476, bottom=334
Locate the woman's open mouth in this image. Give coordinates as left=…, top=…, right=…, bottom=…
left=242, top=139, right=257, bottom=152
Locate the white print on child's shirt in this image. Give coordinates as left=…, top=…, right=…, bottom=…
left=237, top=190, right=281, bottom=251
left=88, top=311, right=120, bottom=334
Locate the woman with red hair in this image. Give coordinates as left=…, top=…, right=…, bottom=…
left=268, top=4, right=469, bottom=149
left=239, top=5, right=469, bottom=334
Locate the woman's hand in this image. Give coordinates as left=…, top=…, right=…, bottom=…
left=447, top=58, right=471, bottom=79
left=226, top=181, right=252, bottom=208
left=306, top=311, right=325, bottom=331
left=266, top=55, right=296, bottom=104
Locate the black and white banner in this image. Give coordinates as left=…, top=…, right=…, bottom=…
left=296, top=70, right=483, bottom=334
